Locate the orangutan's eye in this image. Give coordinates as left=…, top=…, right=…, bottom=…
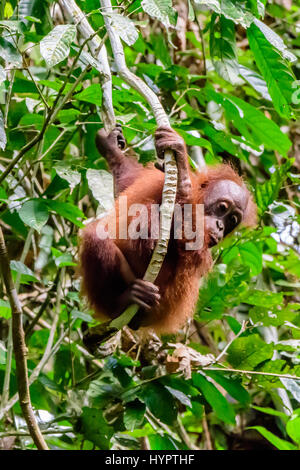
left=231, top=214, right=238, bottom=226
left=218, top=201, right=228, bottom=214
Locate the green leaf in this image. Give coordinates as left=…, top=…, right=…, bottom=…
left=0, top=20, right=24, bottom=33
left=105, top=12, right=139, bottom=46
left=75, top=84, right=102, bottom=107
left=24, top=16, right=41, bottom=23
left=192, top=372, right=236, bottom=424
left=196, top=262, right=250, bottom=321
left=141, top=0, right=177, bottom=27
left=205, top=89, right=292, bottom=155
left=239, top=242, right=262, bottom=276
left=246, top=0, right=265, bottom=18
left=205, top=371, right=250, bottom=405
left=253, top=19, right=296, bottom=63
left=227, top=334, right=274, bottom=369
left=286, top=417, right=300, bottom=445
left=79, top=407, right=113, bottom=450
left=248, top=426, right=297, bottom=450
left=40, top=25, right=76, bottom=67
left=194, top=0, right=254, bottom=28
left=280, top=378, right=300, bottom=404
left=148, top=434, right=187, bottom=450
left=18, top=0, right=44, bottom=21
left=0, top=37, right=22, bottom=66
left=239, top=65, right=271, bottom=101
left=70, top=309, right=93, bottom=323
left=255, top=160, right=293, bottom=214
left=252, top=405, right=289, bottom=422
left=210, top=15, right=241, bottom=85
left=86, top=169, right=114, bottom=214
left=247, top=23, right=296, bottom=118
left=249, top=303, right=299, bottom=327
left=0, top=299, right=11, bottom=319
left=10, top=260, right=39, bottom=284
left=139, top=383, right=177, bottom=425
left=175, top=129, right=213, bottom=156
left=54, top=162, right=81, bottom=192
left=45, top=200, right=84, bottom=227
left=148, top=434, right=184, bottom=450
left=124, top=400, right=146, bottom=431
left=54, top=253, right=76, bottom=268
left=164, top=386, right=192, bottom=408
left=19, top=199, right=49, bottom=233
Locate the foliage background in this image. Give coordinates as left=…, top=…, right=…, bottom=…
left=0, top=0, right=299, bottom=450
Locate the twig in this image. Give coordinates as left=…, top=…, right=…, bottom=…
left=1, top=227, right=35, bottom=410
left=0, top=428, right=73, bottom=438
left=204, top=367, right=300, bottom=381
left=0, top=228, right=48, bottom=450
left=0, top=317, right=76, bottom=421
left=191, top=1, right=207, bottom=77
left=215, top=320, right=248, bottom=363
left=202, top=410, right=213, bottom=450
left=25, top=270, right=61, bottom=340
left=176, top=416, right=199, bottom=450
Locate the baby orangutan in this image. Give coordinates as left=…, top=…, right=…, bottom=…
left=80, top=126, right=257, bottom=334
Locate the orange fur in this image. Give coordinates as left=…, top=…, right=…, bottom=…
left=80, top=162, right=256, bottom=334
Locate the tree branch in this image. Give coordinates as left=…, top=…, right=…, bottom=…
left=0, top=228, right=48, bottom=450
left=99, top=0, right=178, bottom=328
left=58, top=0, right=116, bottom=131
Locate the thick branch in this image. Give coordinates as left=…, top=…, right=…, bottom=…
left=0, top=228, right=48, bottom=450
left=58, top=0, right=115, bottom=131
left=99, top=0, right=178, bottom=328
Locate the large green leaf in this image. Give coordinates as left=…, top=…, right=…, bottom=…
left=192, top=372, right=236, bottom=424
left=0, top=37, right=22, bottom=65
left=105, top=12, right=138, bottom=46
left=75, top=84, right=102, bottom=107
left=148, top=434, right=184, bottom=450
left=205, top=371, right=250, bottom=405
left=79, top=407, right=113, bottom=450
left=210, top=15, right=241, bottom=85
left=40, top=24, right=76, bottom=67
left=254, top=19, right=297, bottom=63
left=19, top=199, right=49, bottom=233
left=247, top=23, right=296, bottom=118
left=141, top=0, right=177, bottom=27
left=45, top=200, right=84, bottom=227
left=139, top=383, right=177, bottom=425
left=0, top=299, right=11, bottom=319
left=196, top=262, right=250, bottom=321
left=194, top=0, right=254, bottom=28
left=286, top=417, right=300, bottom=445
left=255, top=159, right=293, bottom=214
left=123, top=400, right=146, bottom=431
left=239, top=65, right=271, bottom=101
left=248, top=426, right=297, bottom=450
left=86, top=169, right=114, bottom=214
left=249, top=303, right=299, bottom=327
left=204, top=89, right=292, bottom=155
left=10, top=260, right=39, bottom=284
left=54, top=163, right=81, bottom=192
left=227, top=334, right=274, bottom=369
